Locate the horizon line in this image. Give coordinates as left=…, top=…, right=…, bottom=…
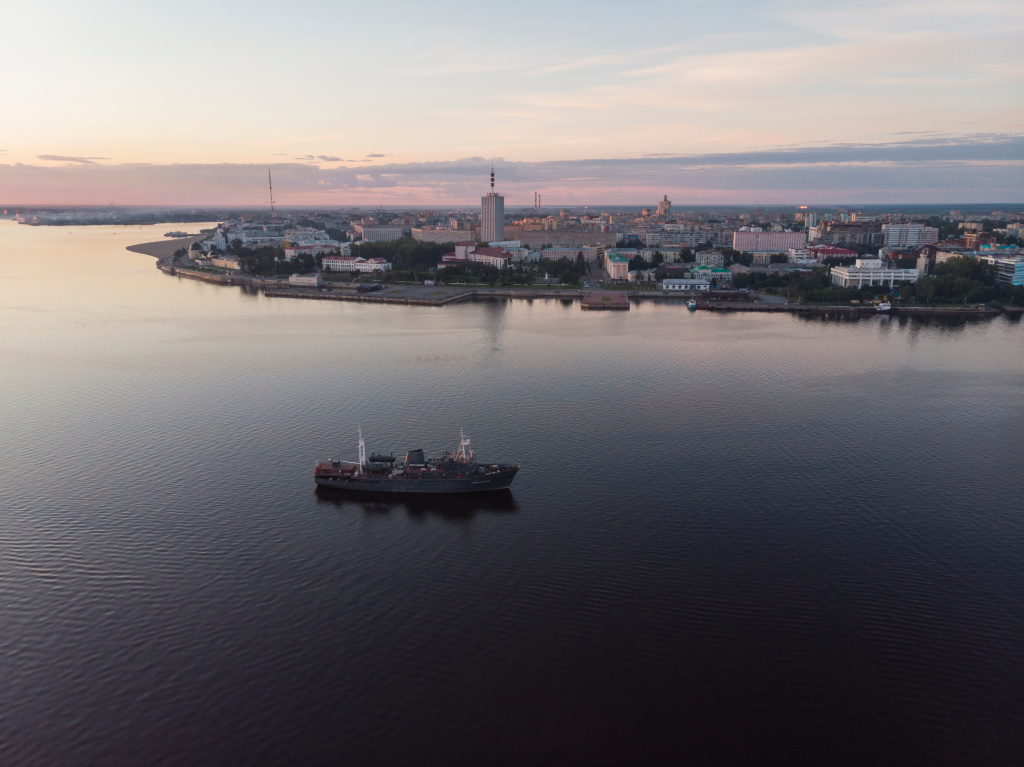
left=4, top=201, right=1023, bottom=210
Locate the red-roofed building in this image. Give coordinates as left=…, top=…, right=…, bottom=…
left=808, top=245, right=858, bottom=262
left=469, top=247, right=513, bottom=268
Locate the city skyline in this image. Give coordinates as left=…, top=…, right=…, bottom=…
left=1, top=0, right=1021, bottom=204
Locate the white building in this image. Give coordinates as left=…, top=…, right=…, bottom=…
left=659, top=246, right=687, bottom=263
left=289, top=273, right=323, bottom=287
left=830, top=258, right=919, bottom=288
left=605, top=252, right=630, bottom=280
left=210, top=256, right=241, bottom=271
left=733, top=229, right=807, bottom=252
left=628, top=269, right=657, bottom=283
left=661, top=279, right=710, bottom=292
left=286, top=228, right=333, bottom=244
left=437, top=244, right=514, bottom=270
left=882, top=223, right=939, bottom=247
left=689, top=266, right=732, bottom=283
left=696, top=250, right=724, bottom=267
left=997, top=258, right=1024, bottom=286
left=787, top=249, right=818, bottom=266
left=284, top=242, right=346, bottom=258
left=749, top=251, right=781, bottom=266
left=321, top=255, right=392, bottom=273
left=643, top=230, right=671, bottom=246
left=229, top=231, right=286, bottom=247
left=936, top=249, right=970, bottom=264
left=355, top=225, right=405, bottom=242
left=541, top=246, right=605, bottom=262
left=411, top=226, right=478, bottom=244
left=199, top=232, right=228, bottom=251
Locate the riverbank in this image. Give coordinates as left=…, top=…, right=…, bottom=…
left=136, top=239, right=1020, bottom=318
left=700, top=302, right=1004, bottom=317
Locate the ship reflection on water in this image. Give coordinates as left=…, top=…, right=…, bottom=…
left=314, top=485, right=519, bottom=520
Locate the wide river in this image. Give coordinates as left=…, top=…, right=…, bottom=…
left=1, top=221, right=1022, bottom=765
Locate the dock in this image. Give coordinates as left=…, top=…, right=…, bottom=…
left=264, top=288, right=474, bottom=307
left=581, top=292, right=630, bottom=310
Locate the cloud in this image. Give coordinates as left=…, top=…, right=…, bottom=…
left=37, top=155, right=108, bottom=164
left=524, top=54, right=626, bottom=77
left=291, top=154, right=348, bottom=163
left=620, top=133, right=1024, bottom=168
left=3, top=135, right=1021, bottom=205
left=366, top=153, right=386, bottom=158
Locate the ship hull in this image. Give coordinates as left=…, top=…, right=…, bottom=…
left=315, top=466, right=518, bottom=494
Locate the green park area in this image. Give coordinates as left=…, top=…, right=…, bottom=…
left=732, top=257, right=1022, bottom=307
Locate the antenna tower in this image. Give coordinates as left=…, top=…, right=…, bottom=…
left=267, top=169, right=276, bottom=217
left=490, top=164, right=495, bottom=192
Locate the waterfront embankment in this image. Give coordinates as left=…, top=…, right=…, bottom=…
left=134, top=238, right=1017, bottom=318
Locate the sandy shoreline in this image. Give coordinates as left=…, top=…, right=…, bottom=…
left=126, top=236, right=204, bottom=260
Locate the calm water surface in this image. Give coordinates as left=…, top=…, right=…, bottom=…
left=1, top=221, right=1022, bottom=765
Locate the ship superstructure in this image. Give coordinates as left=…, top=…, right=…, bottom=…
left=314, top=429, right=519, bottom=494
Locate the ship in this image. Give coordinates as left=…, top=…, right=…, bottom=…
left=314, top=429, right=519, bottom=494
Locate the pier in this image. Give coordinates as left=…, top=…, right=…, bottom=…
left=581, top=292, right=630, bottom=310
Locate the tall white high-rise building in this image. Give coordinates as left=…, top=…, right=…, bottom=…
left=882, top=223, right=939, bottom=247
left=481, top=165, right=504, bottom=243
left=732, top=229, right=807, bottom=252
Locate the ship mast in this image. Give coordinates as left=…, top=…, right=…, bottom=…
left=358, top=427, right=366, bottom=475
left=456, top=428, right=471, bottom=462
